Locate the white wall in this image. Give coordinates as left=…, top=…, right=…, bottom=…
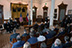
left=0, top=0, right=72, bottom=20
left=41, top=0, right=72, bottom=20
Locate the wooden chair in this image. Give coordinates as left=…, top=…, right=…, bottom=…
left=31, top=43, right=38, bottom=48
left=22, top=36, right=26, bottom=41
left=46, top=37, right=56, bottom=48
left=25, top=35, right=30, bottom=41
left=10, top=38, right=17, bottom=48
left=12, top=38, right=17, bottom=43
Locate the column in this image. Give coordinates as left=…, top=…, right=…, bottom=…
left=30, top=0, right=33, bottom=25
left=49, top=0, right=55, bottom=28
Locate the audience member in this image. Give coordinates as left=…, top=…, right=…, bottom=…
left=40, top=42, right=47, bottom=48
left=63, top=36, right=71, bottom=48
left=23, top=42, right=31, bottom=48
left=33, top=22, right=39, bottom=31
left=22, top=29, right=29, bottom=37
left=3, top=21, right=7, bottom=31
left=12, top=35, right=25, bottom=48
left=39, top=22, right=44, bottom=31
left=56, top=28, right=65, bottom=37
left=37, top=32, right=46, bottom=42
left=42, top=26, right=49, bottom=33
left=45, top=27, right=56, bottom=39
left=54, top=25, right=59, bottom=31
left=65, top=24, right=71, bottom=34
left=64, top=36, right=69, bottom=43
left=51, top=38, right=63, bottom=48
left=7, top=21, right=11, bottom=33
left=10, top=28, right=20, bottom=43
left=27, top=32, right=38, bottom=44
left=49, top=27, right=56, bottom=36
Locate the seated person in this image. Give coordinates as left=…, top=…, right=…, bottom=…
left=10, top=28, right=20, bottom=43
left=42, top=26, right=49, bottom=33
left=23, top=42, right=31, bottom=48
left=30, top=28, right=36, bottom=35
left=45, top=31, right=54, bottom=39
left=45, top=26, right=56, bottom=39
left=12, top=35, right=25, bottom=48
left=44, top=21, right=48, bottom=28
left=54, top=25, right=59, bottom=31
left=3, top=21, right=7, bottom=30
left=7, top=21, right=11, bottom=33
left=13, top=19, right=17, bottom=28
left=63, top=36, right=71, bottom=48
left=10, top=22, right=14, bottom=32
left=65, top=24, right=71, bottom=34
left=56, top=28, right=65, bottom=37
left=37, top=32, right=46, bottom=42
left=40, top=42, right=47, bottom=48
left=49, top=27, right=56, bottom=36
left=39, top=22, right=44, bottom=31
left=27, top=32, right=38, bottom=44
left=9, top=18, right=13, bottom=24
left=51, top=38, right=63, bottom=48
left=64, top=36, right=69, bottom=43
left=33, top=22, right=39, bottom=31
left=22, top=29, right=29, bottom=37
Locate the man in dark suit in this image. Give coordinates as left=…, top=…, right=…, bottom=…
left=9, top=18, right=13, bottom=24
left=44, top=21, right=48, bottom=28
left=22, top=29, right=29, bottom=37
left=12, top=35, right=25, bottom=48
left=3, top=21, right=7, bottom=31
left=64, top=18, right=68, bottom=28
left=39, top=22, right=44, bottom=31
left=54, top=25, right=59, bottom=31
left=63, top=36, right=71, bottom=48
left=65, top=24, right=71, bottom=34
left=33, top=22, right=39, bottom=31
left=7, top=21, right=11, bottom=33
left=56, top=28, right=65, bottom=37
left=10, top=28, right=20, bottom=43
left=27, top=32, right=38, bottom=44
left=51, top=38, right=63, bottom=48
left=45, top=27, right=56, bottom=39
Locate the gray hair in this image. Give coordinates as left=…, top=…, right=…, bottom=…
left=40, top=42, right=47, bottom=48
left=16, top=35, right=21, bottom=41
left=64, top=36, right=69, bottom=41
left=23, top=42, right=31, bottom=48
left=54, top=38, right=61, bottom=46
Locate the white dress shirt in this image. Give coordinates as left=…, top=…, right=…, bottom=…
left=37, top=35, right=46, bottom=42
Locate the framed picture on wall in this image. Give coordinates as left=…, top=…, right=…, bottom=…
left=68, top=10, right=72, bottom=15
left=54, top=9, right=57, bottom=18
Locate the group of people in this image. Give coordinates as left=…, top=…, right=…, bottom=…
left=9, top=18, right=72, bottom=48
left=3, top=18, right=20, bottom=33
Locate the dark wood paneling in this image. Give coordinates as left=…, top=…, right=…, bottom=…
left=0, top=4, right=4, bottom=24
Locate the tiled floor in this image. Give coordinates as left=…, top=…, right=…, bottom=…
left=0, top=26, right=24, bottom=48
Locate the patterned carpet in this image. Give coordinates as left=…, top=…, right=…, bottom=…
left=0, top=26, right=24, bottom=48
